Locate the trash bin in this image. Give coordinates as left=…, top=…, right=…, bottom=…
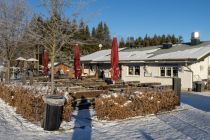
left=195, top=81, right=203, bottom=92
left=42, top=95, right=66, bottom=131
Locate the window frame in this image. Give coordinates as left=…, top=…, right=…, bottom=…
left=160, top=66, right=178, bottom=77
left=128, top=66, right=140, bottom=76
left=160, top=67, right=166, bottom=77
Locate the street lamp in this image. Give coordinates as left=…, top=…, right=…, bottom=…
left=99, top=44, right=103, bottom=50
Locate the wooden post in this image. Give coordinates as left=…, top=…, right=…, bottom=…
left=173, top=77, right=181, bottom=106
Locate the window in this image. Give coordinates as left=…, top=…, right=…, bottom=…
left=160, top=67, right=178, bottom=77
left=166, top=67, right=171, bottom=76
left=160, top=67, right=165, bottom=76
left=135, top=66, right=140, bottom=75
left=128, top=66, right=140, bottom=75
left=129, top=66, right=134, bottom=75
left=173, top=67, right=178, bottom=77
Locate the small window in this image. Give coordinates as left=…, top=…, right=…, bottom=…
left=160, top=67, right=165, bottom=76
left=134, top=66, right=140, bottom=75
left=89, top=65, right=93, bottom=71
left=166, top=67, right=171, bottom=76
left=128, top=66, right=140, bottom=75
left=129, top=66, right=134, bottom=75
left=173, top=67, right=178, bottom=77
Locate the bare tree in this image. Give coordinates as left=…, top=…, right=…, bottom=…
left=28, top=0, right=90, bottom=94
left=0, top=0, right=28, bottom=83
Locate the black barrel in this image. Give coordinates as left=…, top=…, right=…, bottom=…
left=173, top=77, right=181, bottom=106
left=195, top=81, right=203, bottom=92
left=42, top=95, right=65, bottom=131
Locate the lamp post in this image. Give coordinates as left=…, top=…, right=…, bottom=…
left=99, top=44, right=103, bottom=50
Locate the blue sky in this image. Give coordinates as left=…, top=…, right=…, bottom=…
left=28, top=0, right=210, bottom=42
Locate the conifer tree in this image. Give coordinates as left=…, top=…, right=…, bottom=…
left=119, top=37, right=125, bottom=48
left=96, top=21, right=104, bottom=41
left=92, top=27, right=96, bottom=38
left=85, top=25, right=90, bottom=39
left=104, top=23, right=111, bottom=42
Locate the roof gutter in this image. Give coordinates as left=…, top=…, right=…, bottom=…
left=81, top=59, right=198, bottom=65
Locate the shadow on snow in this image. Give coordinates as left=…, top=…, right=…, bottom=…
left=71, top=96, right=92, bottom=140
left=181, top=92, right=210, bottom=112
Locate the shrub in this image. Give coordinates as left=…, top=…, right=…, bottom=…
left=95, top=90, right=178, bottom=120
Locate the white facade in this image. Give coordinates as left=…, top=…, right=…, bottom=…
left=82, top=57, right=210, bottom=90
left=81, top=43, right=210, bottom=90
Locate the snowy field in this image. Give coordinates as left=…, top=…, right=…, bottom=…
left=1, top=92, right=210, bottom=140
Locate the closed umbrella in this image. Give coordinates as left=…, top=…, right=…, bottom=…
left=74, top=44, right=81, bottom=79
left=43, top=50, right=48, bottom=75
left=110, top=37, right=120, bottom=83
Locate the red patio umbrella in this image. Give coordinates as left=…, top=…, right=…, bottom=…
left=110, top=37, right=120, bottom=82
left=74, top=44, right=81, bottom=79
left=43, top=50, right=48, bottom=75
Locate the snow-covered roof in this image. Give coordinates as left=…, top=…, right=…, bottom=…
left=81, top=42, right=210, bottom=63
left=148, top=46, right=210, bottom=60
left=93, top=49, right=159, bottom=62
left=81, top=48, right=125, bottom=62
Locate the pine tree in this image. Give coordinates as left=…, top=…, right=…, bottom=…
left=92, top=27, right=96, bottom=38
left=128, top=36, right=135, bottom=48
left=71, top=19, right=78, bottom=38
left=171, top=34, right=177, bottom=44
left=85, top=25, right=90, bottom=39
left=161, top=34, right=166, bottom=43
left=104, top=23, right=111, bottom=42
left=119, top=37, right=125, bottom=48
left=96, top=21, right=104, bottom=41
left=143, top=34, right=150, bottom=47
left=152, top=34, right=159, bottom=46
left=78, top=20, right=86, bottom=40
left=135, top=37, right=143, bottom=47
left=178, top=36, right=183, bottom=43
left=166, top=35, right=172, bottom=43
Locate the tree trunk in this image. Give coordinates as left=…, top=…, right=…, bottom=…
left=5, top=60, right=10, bottom=83
left=50, top=55, right=55, bottom=95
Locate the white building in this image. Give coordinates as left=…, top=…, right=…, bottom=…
left=81, top=33, right=210, bottom=90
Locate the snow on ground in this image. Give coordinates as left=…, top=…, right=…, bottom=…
left=1, top=92, right=210, bottom=140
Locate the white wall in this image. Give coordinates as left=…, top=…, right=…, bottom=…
left=83, top=63, right=198, bottom=90
left=121, top=65, right=172, bottom=85
left=83, top=64, right=111, bottom=78
left=121, top=65, right=193, bottom=89
left=189, top=56, right=209, bottom=81
left=121, top=65, right=141, bottom=81
left=178, top=67, right=193, bottom=90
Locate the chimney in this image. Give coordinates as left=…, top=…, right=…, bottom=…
left=191, top=32, right=200, bottom=45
